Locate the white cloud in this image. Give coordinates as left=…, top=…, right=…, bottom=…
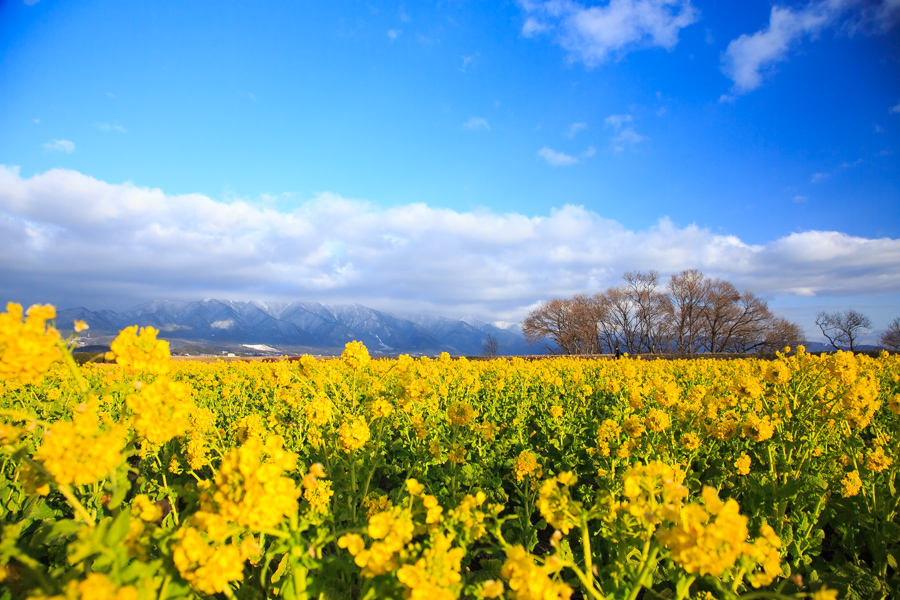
left=581, top=145, right=597, bottom=158
left=604, top=114, right=632, bottom=129
left=719, top=0, right=894, bottom=96
left=519, top=0, right=699, bottom=66
left=890, top=100, right=900, bottom=114
left=387, top=29, right=401, bottom=40
left=537, top=147, right=579, bottom=166
left=460, top=54, right=479, bottom=72
left=1, top=166, right=898, bottom=323
left=43, top=139, right=75, bottom=153
left=566, top=122, right=587, bottom=137
left=96, top=123, right=127, bottom=133
left=463, top=117, right=490, bottom=131
left=811, top=172, right=829, bottom=183
left=605, top=113, right=645, bottom=151
left=24, top=0, right=39, bottom=5
left=793, top=195, right=809, bottom=202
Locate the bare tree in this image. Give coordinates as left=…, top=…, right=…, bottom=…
left=816, top=309, right=872, bottom=351
left=762, top=317, right=805, bottom=352
left=623, top=270, right=672, bottom=353
left=523, top=297, right=599, bottom=355
left=716, top=291, right=776, bottom=353
left=879, top=317, right=900, bottom=352
left=702, top=279, right=742, bottom=353
left=482, top=333, right=500, bottom=357
left=667, top=269, right=709, bottom=355
left=523, top=269, right=803, bottom=356
left=599, top=287, right=640, bottom=354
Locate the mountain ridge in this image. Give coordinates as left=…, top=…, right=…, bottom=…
left=57, top=299, right=533, bottom=356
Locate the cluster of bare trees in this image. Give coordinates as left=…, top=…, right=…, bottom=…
left=882, top=318, right=900, bottom=352
left=523, top=269, right=804, bottom=356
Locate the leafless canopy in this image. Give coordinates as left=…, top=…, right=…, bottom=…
left=482, top=333, right=500, bottom=357
left=880, top=317, right=900, bottom=352
left=815, top=309, right=872, bottom=352
left=523, top=269, right=805, bottom=355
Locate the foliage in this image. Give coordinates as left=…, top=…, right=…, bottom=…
left=3, top=302, right=899, bottom=599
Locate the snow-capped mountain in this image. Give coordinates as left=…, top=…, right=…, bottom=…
left=57, top=299, right=534, bottom=356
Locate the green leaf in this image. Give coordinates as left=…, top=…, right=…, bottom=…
left=104, top=510, right=132, bottom=547
left=271, top=553, right=289, bottom=584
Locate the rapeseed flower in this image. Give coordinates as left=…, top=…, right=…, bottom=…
left=105, top=325, right=169, bottom=375
left=342, top=340, right=371, bottom=369
left=194, top=435, right=300, bottom=532
left=657, top=487, right=749, bottom=577
left=500, top=545, right=573, bottom=600
left=734, top=453, right=751, bottom=476
left=34, top=402, right=128, bottom=487
left=513, top=450, right=542, bottom=482
left=841, top=470, right=862, bottom=497
left=0, top=303, right=62, bottom=384
left=171, top=526, right=244, bottom=595
left=127, top=375, right=195, bottom=445
left=28, top=572, right=139, bottom=600
left=338, top=416, right=371, bottom=453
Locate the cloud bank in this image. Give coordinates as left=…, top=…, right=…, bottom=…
left=43, top=139, right=75, bottom=153
left=721, top=0, right=900, bottom=97
left=2, top=166, right=899, bottom=324
left=519, top=0, right=699, bottom=66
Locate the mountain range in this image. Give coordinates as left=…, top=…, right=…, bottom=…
left=58, top=299, right=534, bottom=357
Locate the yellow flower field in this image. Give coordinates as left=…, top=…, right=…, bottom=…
left=1, top=302, right=898, bottom=599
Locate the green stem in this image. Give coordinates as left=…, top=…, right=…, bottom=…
left=581, top=515, right=595, bottom=593
left=673, top=574, right=696, bottom=600
left=57, top=482, right=94, bottom=525
left=564, top=562, right=607, bottom=600
left=157, top=574, right=171, bottom=600
left=625, top=541, right=659, bottom=600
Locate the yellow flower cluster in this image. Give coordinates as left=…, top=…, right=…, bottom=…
left=126, top=376, right=195, bottom=445
left=339, top=507, right=416, bottom=577
left=194, top=435, right=300, bottom=533
left=841, top=470, right=862, bottom=497
left=28, top=572, right=138, bottom=600
left=364, top=491, right=394, bottom=518
left=513, top=450, right=542, bottom=482
left=105, top=325, right=170, bottom=374
left=734, top=453, right=751, bottom=475
left=657, top=487, right=750, bottom=576
left=446, top=491, right=490, bottom=543
left=34, top=402, right=128, bottom=487
left=396, top=533, right=465, bottom=600
left=171, top=526, right=244, bottom=595
left=447, top=400, right=476, bottom=426
left=302, top=463, right=334, bottom=514
left=132, top=493, right=163, bottom=522
left=620, top=461, right=688, bottom=527
left=741, top=414, right=775, bottom=442
left=0, top=303, right=61, bottom=384
left=501, top=545, right=573, bottom=600
left=338, top=415, right=371, bottom=453
left=537, top=472, right=580, bottom=535
left=342, top=340, right=371, bottom=369
left=866, top=445, right=893, bottom=472
left=185, top=407, right=217, bottom=469
left=305, top=397, right=333, bottom=426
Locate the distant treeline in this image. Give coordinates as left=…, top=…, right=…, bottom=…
left=523, top=269, right=804, bottom=356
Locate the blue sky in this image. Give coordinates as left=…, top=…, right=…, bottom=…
left=1, top=0, right=899, bottom=342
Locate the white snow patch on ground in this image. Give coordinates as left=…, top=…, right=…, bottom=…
left=242, top=344, right=279, bottom=352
